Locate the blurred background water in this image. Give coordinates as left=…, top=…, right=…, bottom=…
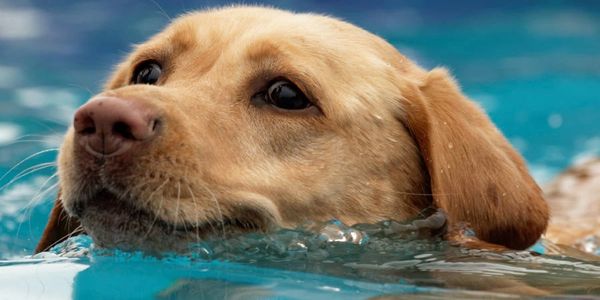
left=0, top=0, right=599, bottom=299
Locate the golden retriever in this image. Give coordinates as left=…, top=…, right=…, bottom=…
left=35, top=6, right=550, bottom=254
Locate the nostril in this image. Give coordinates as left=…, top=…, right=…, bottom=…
left=151, top=119, right=161, bottom=132
left=75, top=115, right=96, bottom=136
left=112, top=121, right=135, bottom=140
left=81, top=126, right=96, bottom=135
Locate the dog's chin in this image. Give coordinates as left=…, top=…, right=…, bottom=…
left=73, top=189, right=266, bottom=254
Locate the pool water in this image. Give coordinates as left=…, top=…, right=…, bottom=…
left=4, top=221, right=600, bottom=299
left=0, top=0, right=599, bottom=299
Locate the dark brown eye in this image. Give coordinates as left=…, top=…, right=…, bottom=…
left=132, top=61, right=162, bottom=85
left=266, top=80, right=311, bottom=110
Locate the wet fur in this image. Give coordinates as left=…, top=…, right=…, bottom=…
left=36, top=6, right=549, bottom=253
left=545, top=158, right=600, bottom=252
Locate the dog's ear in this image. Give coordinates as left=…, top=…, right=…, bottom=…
left=35, top=190, right=82, bottom=253
left=398, top=68, right=549, bottom=249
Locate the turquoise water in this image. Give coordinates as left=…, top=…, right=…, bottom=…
left=4, top=223, right=600, bottom=299
left=1, top=0, right=599, bottom=299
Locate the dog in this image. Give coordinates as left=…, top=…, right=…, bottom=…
left=35, top=6, right=550, bottom=254
left=545, top=158, right=600, bottom=254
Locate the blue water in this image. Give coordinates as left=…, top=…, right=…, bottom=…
left=1, top=0, right=599, bottom=299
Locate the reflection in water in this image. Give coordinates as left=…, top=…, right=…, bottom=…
left=156, top=279, right=272, bottom=300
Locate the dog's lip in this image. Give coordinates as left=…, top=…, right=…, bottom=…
left=81, top=141, right=133, bottom=158
left=75, top=189, right=263, bottom=237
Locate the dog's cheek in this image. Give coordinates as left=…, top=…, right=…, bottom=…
left=261, top=128, right=349, bottom=205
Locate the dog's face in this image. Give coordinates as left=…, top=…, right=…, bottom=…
left=38, top=7, right=549, bottom=253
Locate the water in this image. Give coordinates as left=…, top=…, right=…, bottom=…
left=1, top=0, right=599, bottom=299
left=3, top=222, right=600, bottom=299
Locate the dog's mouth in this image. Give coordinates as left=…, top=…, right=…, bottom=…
left=74, top=189, right=269, bottom=253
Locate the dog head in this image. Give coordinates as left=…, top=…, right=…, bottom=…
left=36, top=6, right=548, bottom=253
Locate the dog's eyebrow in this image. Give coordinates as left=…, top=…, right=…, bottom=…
left=131, top=26, right=198, bottom=67
left=131, top=48, right=167, bottom=66
left=245, top=40, right=282, bottom=62
left=244, top=40, right=323, bottom=107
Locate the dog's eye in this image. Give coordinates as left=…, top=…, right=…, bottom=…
left=266, top=80, right=311, bottom=110
left=132, top=61, right=162, bottom=85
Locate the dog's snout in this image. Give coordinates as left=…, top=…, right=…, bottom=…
left=73, top=96, right=160, bottom=156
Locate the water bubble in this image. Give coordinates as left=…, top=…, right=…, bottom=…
left=317, top=220, right=367, bottom=245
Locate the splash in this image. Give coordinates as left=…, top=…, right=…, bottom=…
left=24, top=212, right=600, bottom=298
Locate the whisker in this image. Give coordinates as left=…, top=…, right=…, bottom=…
left=28, top=181, right=59, bottom=213
left=197, top=181, right=225, bottom=238
left=15, top=177, right=60, bottom=242
left=0, top=162, right=56, bottom=192
left=0, top=139, right=50, bottom=148
left=173, top=181, right=186, bottom=235
left=12, top=162, right=56, bottom=178
left=34, top=116, right=71, bottom=128
left=58, top=205, right=69, bottom=223
left=0, top=148, right=58, bottom=184
left=211, top=191, right=226, bottom=238
left=23, top=181, right=60, bottom=237
left=66, top=83, right=95, bottom=98
left=120, top=180, right=148, bottom=201
left=16, top=134, right=53, bottom=140
left=149, top=0, right=172, bottom=21
left=43, top=224, right=85, bottom=253
left=186, top=185, right=202, bottom=245
left=142, top=180, right=169, bottom=240
left=28, top=172, right=59, bottom=205
left=0, top=133, right=55, bottom=148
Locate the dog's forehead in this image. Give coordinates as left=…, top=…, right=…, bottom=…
left=180, top=7, right=345, bottom=44
left=147, top=7, right=385, bottom=62
left=122, top=6, right=424, bottom=119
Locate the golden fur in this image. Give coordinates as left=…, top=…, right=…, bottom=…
left=36, top=6, right=549, bottom=253
left=545, top=158, right=600, bottom=253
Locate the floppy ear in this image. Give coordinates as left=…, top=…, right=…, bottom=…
left=399, top=68, right=549, bottom=250
left=35, top=190, right=82, bottom=253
